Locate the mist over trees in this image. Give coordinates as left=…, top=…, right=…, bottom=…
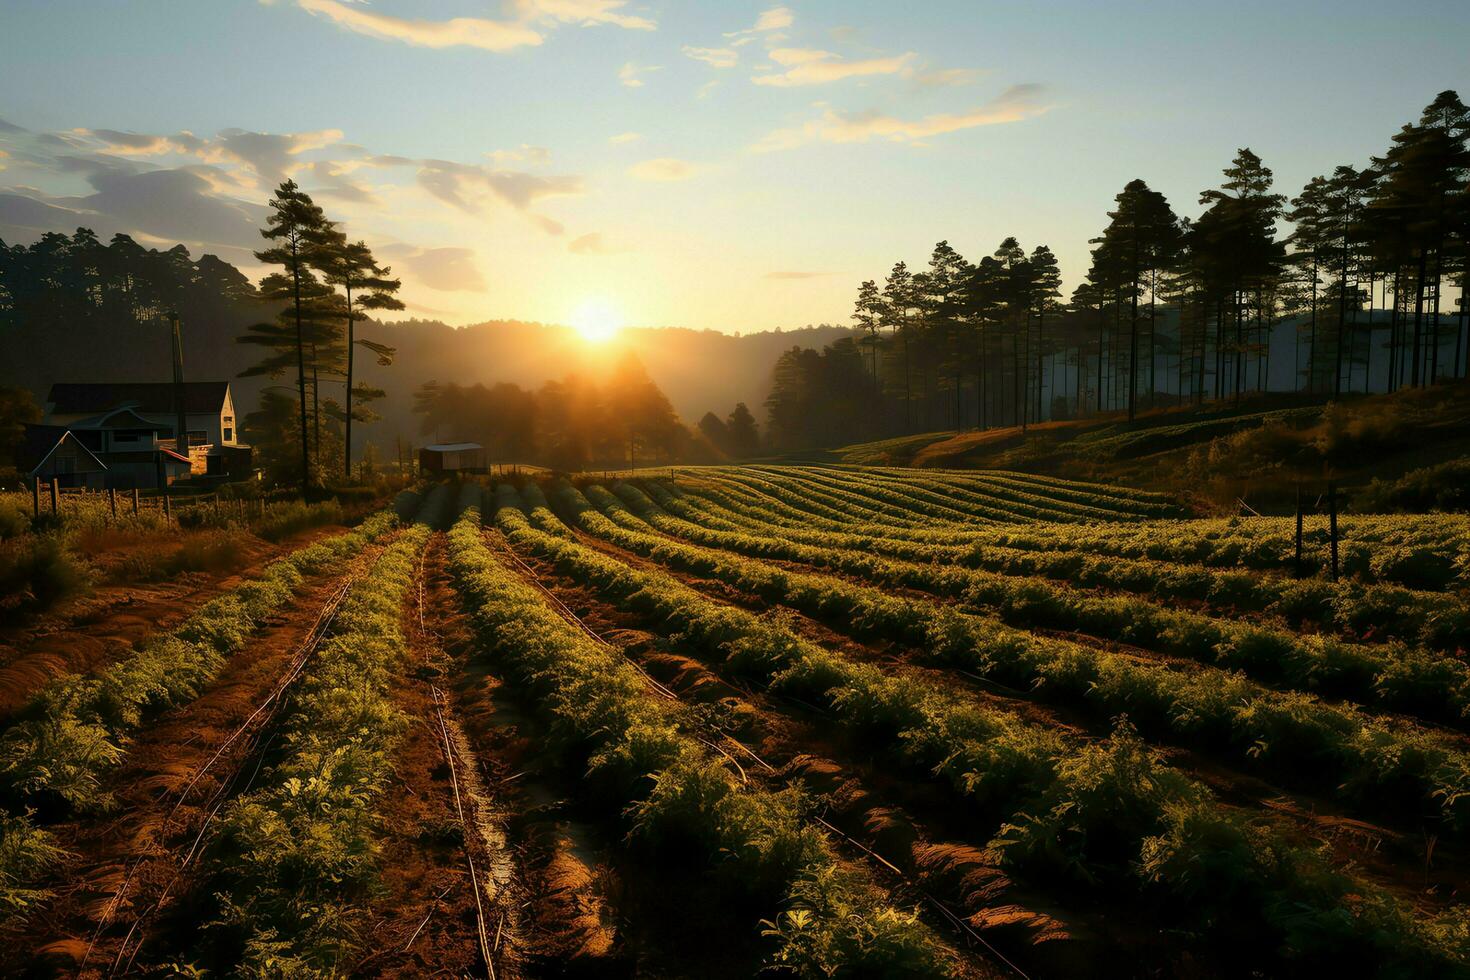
left=411, top=351, right=747, bottom=471
left=763, top=90, right=1470, bottom=452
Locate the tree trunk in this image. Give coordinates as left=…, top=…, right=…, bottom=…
left=1411, top=250, right=1427, bottom=387
left=344, top=284, right=355, bottom=481
left=290, top=236, right=310, bottom=497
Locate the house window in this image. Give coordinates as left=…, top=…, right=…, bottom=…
left=223, top=427, right=234, bottom=442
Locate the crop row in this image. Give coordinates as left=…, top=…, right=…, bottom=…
left=654, top=481, right=1470, bottom=654
left=861, top=465, right=1178, bottom=510
left=565, top=480, right=1470, bottom=837
left=623, top=481, right=1470, bottom=731
left=504, top=481, right=1470, bottom=976
left=961, top=515, right=1470, bottom=592
left=0, top=501, right=406, bottom=927
left=765, top=465, right=1163, bottom=523
left=724, top=467, right=1008, bottom=527
left=683, top=474, right=1470, bottom=592
left=455, top=487, right=961, bottom=978
left=194, top=492, right=441, bottom=974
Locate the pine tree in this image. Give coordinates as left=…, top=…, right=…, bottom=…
left=318, top=234, right=403, bottom=480
left=253, top=181, right=332, bottom=495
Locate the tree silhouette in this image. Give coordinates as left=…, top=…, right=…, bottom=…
left=318, top=234, right=403, bottom=479
left=253, top=181, right=333, bottom=495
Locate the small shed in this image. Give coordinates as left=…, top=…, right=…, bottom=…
left=419, top=443, right=487, bottom=474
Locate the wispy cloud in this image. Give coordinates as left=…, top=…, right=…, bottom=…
left=568, top=231, right=629, bottom=254
left=726, top=5, right=794, bottom=38
left=486, top=144, right=552, bottom=165
left=379, top=243, right=487, bottom=291
left=751, top=83, right=1051, bottom=151
left=619, top=61, right=660, bottom=88
left=293, top=0, right=544, bottom=52
left=514, top=0, right=655, bottom=31
left=608, top=131, right=641, bottom=144
left=915, top=67, right=985, bottom=87
left=682, top=45, right=738, bottom=69
left=281, top=0, right=653, bottom=53
left=754, top=47, right=915, bottom=87
left=627, top=157, right=698, bottom=181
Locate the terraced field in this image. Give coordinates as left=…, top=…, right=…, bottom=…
left=2, top=466, right=1468, bottom=978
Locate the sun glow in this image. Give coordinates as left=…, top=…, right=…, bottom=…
left=570, top=299, right=624, bottom=343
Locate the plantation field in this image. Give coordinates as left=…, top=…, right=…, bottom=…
left=2, top=466, right=1469, bottom=978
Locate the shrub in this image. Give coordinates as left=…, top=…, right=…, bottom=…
left=0, top=534, right=88, bottom=620
left=0, top=812, right=67, bottom=925
left=1353, top=459, right=1470, bottom=514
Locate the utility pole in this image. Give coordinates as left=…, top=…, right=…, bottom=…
left=169, top=311, right=189, bottom=465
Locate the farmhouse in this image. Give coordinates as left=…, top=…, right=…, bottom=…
left=21, top=381, right=253, bottom=488
left=419, top=443, right=487, bottom=474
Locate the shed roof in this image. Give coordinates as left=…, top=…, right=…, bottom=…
left=423, top=443, right=484, bottom=453
left=28, top=431, right=109, bottom=477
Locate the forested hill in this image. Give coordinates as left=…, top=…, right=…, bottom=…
left=0, top=230, right=856, bottom=455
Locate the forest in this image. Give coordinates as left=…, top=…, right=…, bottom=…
left=762, top=91, right=1470, bottom=452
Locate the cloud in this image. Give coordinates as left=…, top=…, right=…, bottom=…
left=751, top=83, right=1050, bottom=151
left=682, top=45, right=738, bottom=69
left=79, top=125, right=345, bottom=187
left=379, top=244, right=486, bottom=291
left=627, top=158, right=698, bottom=181
left=726, top=6, right=793, bottom=37
left=609, top=131, right=641, bottom=144
left=765, top=270, right=832, bottom=280
left=299, top=159, right=377, bottom=203
left=916, top=67, right=984, bottom=87
left=619, top=62, right=660, bottom=87
left=568, top=231, right=629, bottom=255
left=413, top=158, right=582, bottom=216
left=515, top=0, right=656, bottom=30
left=486, top=144, right=552, bottom=165
left=753, top=48, right=915, bottom=87
left=0, top=117, right=26, bottom=135
left=293, top=0, right=544, bottom=51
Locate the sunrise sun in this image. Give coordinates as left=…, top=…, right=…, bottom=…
left=570, top=299, right=624, bottom=343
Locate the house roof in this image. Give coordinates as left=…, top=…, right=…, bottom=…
left=27, top=430, right=109, bottom=477
left=48, top=381, right=230, bottom=415
left=69, top=407, right=173, bottom=431
left=423, top=443, right=484, bottom=453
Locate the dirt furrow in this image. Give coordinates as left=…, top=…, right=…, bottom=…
left=0, top=525, right=351, bottom=721
left=532, top=516, right=1470, bottom=919
left=7, top=540, right=386, bottom=978
left=496, top=530, right=1103, bottom=979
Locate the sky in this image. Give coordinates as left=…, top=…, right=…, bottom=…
left=1, top=0, right=1467, bottom=334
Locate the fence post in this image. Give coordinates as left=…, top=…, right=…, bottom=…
left=32, top=480, right=40, bottom=518
left=1327, top=482, right=1339, bottom=583
left=109, top=487, right=117, bottom=519
left=49, top=480, right=59, bottom=515
left=132, top=488, right=140, bottom=515
left=163, top=492, right=172, bottom=523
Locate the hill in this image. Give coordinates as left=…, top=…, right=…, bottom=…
left=820, top=384, right=1470, bottom=514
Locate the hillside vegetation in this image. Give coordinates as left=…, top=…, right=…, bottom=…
left=823, top=385, right=1470, bottom=514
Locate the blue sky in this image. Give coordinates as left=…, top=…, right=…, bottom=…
left=2, top=0, right=1466, bottom=332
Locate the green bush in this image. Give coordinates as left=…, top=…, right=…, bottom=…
left=0, top=534, right=88, bottom=620
left=1353, top=459, right=1470, bottom=514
